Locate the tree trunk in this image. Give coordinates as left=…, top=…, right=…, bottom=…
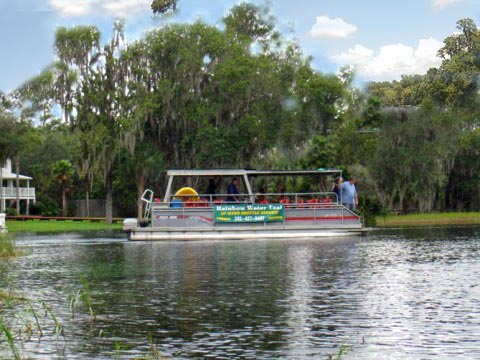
left=15, top=154, right=20, bottom=215
left=398, top=191, right=405, bottom=213
left=137, top=163, right=145, bottom=221
left=105, top=172, right=113, bottom=224
left=62, top=185, right=68, bottom=217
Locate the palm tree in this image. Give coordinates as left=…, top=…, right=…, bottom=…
left=52, top=160, right=74, bottom=217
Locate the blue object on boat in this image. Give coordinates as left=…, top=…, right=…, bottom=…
left=171, top=199, right=183, bottom=208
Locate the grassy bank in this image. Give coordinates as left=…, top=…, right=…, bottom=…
left=6, top=220, right=122, bottom=233
left=376, top=212, right=480, bottom=227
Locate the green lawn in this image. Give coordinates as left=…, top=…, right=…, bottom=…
left=376, top=212, right=480, bottom=227
left=6, top=220, right=122, bottom=232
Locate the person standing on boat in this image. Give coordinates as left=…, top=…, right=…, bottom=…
left=331, top=176, right=343, bottom=204
left=205, top=178, right=217, bottom=201
left=227, top=178, right=240, bottom=203
left=342, top=177, right=358, bottom=211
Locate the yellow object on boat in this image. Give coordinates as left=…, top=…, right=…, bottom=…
left=174, top=187, right=199, bottom=202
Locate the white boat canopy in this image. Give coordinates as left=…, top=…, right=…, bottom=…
left=166, top=169, right=343, bottom=177
left=164, top=169, right=343, bottom=202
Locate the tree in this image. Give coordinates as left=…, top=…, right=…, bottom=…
left=151, top=0, right=177, bottom=14
left=55, top=22, right=128, bottom=224
left=16, top=68, right=56, bottom=128
left=54, top=25, right=100, bottom=125
left=0, top=110, right=16, bottom=213
left=372, top=104, right=460, bottom=211
left=435, top=18, right=480, bottom=109
left=52, top=160, right=74, bottom=217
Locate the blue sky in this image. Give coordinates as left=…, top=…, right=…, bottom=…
left=0, top=0, right=479, bottom=91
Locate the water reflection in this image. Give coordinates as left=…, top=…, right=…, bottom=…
left=1, top=228, right=480, bottom=359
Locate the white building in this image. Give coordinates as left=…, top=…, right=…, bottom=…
left=1, top=159, right=36, bottom=214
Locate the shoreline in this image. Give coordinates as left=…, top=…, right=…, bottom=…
left=376, top=212, right=480, bottom=228
left=6, top=220, right=122, bottom=232
left=6, top=212, right=480, bottom=232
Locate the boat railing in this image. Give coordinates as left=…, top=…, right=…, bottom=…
left=161, top=191, right=341, bottom=208
left=150, top=191, right=360, bottom=228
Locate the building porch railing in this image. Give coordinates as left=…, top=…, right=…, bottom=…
left=0, top=187, right=36, bottom=199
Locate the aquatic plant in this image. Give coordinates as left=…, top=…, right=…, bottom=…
left=143, top=334, right=168, bottom=360
left=328, top=344, right=352, bottom=360
left=114, top=340, right=127, bottom=359
left=0, top=321, right=20, bottom=360
left=26, top=303, right=43, bottom=337
left=68, top=277, right=96, bottom=321
left=42, top=302, right=64, bottom=338
left=0, top=234, right=18, bottom=258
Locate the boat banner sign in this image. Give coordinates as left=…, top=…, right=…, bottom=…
left=214, top=204, right=284, bottom=223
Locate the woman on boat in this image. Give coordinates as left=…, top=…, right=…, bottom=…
left=331, top=176, right=343, bottom=204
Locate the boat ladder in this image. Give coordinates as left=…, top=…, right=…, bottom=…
left=141, top=189, right=154, bottom=220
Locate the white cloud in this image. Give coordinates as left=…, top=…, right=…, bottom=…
left=432, top=0, right=463, bottom=9
left=49, top=0, right=150, bottom=18
left=331, top=37, right=443, bottom=81
left=309, top=16, right=357, bottom=38
left=49, top=0, right=96, bottom=17
left=103, top=0, right=151, bottom=18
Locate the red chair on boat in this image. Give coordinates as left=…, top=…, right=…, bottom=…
left=296, top=197, right=306, bottom=208
left=307, top=198, right=319, bottom=207
left=196, top=199, right=209, bottom=207
left=185, top=201, right=196, bottom=208
left=320, top=197, right=332, bottom=208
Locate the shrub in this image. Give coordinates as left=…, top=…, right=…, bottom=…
left=29, top=200, right=60, bottom=217
left=4, top=208, right=18, bottom=216
left=357, top=197, right=386, bottom=227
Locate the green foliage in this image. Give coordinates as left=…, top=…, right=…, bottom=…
left=54, top=26, right=101, bottom=75
left=0, top=321, right=20, bottom=360
left=29, top=199, right=61, bottom=217
left=372, top=104, right=461, bottom=211
left=16, top=68, right=56, bottom=126
left=445, top=128, right=480, bottom=210
left=52, top=160, right=74, bottom=183
left=223, top=3, right=277, bottom=45
left=299, top=135, right=336, bottom=169
left=357, top=197, right=385, bottom=227
left=0, top=234, right=17, bottom=258
left=6, top=220, right=121, bottom=232
left=4, top=208, right=19, bottom=216
left=2, top=8, right=480, bottom=218
left=151, top=0, right=177, bottom=14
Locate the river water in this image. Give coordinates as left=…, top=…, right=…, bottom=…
left=1, top=227, right=480, bottom=359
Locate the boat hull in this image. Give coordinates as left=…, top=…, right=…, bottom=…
left=128, top=226, right=365, bottom=241
left=127, top=205, right=366, bottom=241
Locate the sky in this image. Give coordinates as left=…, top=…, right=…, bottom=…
left=0, top=0, right=479, bottom=91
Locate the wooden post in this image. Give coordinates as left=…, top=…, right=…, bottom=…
left=26, top=180, right=30, bottom=215
left=15, top=154, right=20, bottom=215
left=0, top=162, right=3, bottom=213
left=86, top=190, right=90, bottom=217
